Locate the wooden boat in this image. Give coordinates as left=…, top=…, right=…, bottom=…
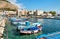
left=9, top=17, right=28, bottom=25
left=20, top=31, right=32, bottom=34
left=17, top=22, right=42, bottom=34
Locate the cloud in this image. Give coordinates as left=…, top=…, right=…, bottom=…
left=7, top=0, right=26, bottom=10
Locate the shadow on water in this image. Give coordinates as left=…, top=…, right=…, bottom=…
left=12, top=29, right=39, bottom=36
left=12, top=28, right=32, bottom=36
left=11, top=29, right=20, bottom=36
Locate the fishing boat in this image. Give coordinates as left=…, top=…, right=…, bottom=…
left=36, top=32, right=60, bottom=39
left=17, top=21, right=42, bottom=34
left=9, top=17, right=28, bottom=25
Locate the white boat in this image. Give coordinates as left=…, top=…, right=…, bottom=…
left=17, top=22, right=42, bottom=34
left=33, top=30, right=38, bottom=33
left=20, top=31, right=32, bottom=34
left=12, top=22, right=26, bottom=25
left=10, top=17, right=28, bottom=25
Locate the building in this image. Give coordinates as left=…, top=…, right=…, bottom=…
left=42, top=12, right=52, bottom=18
left=47, top=12, right=52, bottom=18
left=4, top=11, right=17, bottom=17
left=29, top=11, right=34, bottom=15
left=18, top=9, right=28, bottom=18
left=27, top=10, right=34, bottom=16
left=37, top=10, right=43, bottom=16
left=55, top=14, right=60, bottom=19
left=25, top=10, right=44, bottom=18
left=27, top=10, right=43, bottom=16
left=21, top=9, right=28, bottom=16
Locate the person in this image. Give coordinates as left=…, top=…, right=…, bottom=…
left=40, top=37, right=47, bottom=39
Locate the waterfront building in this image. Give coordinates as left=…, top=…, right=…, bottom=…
left=42, top=12, right=52, bottom=18
left=18, top=10, right=22, bottom=17
left=47, top=12, right=52, bottom=18
left=18, top=9, right=28, bottom=18
left=21, top=9, right=28, bottom=16
left=27, top=10, right=34, bottom=16
left=4, top=11, right=17, bottom=17
left=29, top=10, right=34, bottom=15
left=37, top=10, right=43, bottom=16
left=55, top=14, right=60, bottom=19
left=27, top=10, right=43, bottom=17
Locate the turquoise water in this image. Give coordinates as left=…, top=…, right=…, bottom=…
left=29, top=18, right=60, bottom=33
left=4, top=18, right=60, bottom=39
left=37, top=32, right=60, bottom=39
left=37, top=19, right=60, bottom=34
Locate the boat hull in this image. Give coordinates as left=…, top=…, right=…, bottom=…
left=20, top=28, right=42, bottom=34
left=20, top=31, right=32, bottom=34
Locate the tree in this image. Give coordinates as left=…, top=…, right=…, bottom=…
left=49, top=11, right=56, bottom=16
left=43, top=11, right=47, bottom=14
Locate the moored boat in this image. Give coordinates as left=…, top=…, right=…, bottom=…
left=36, top=32, right=60, bottom=39
left=9, top=17, right=28, bottom=25
left=20, top=30, right=32, bottom=34
left=17, top=22, right=42, bottom=34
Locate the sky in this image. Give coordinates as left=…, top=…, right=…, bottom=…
left=8, top=0, right=60, bottom=14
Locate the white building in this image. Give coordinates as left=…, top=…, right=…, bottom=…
left=55, top=14, right=60, bottom=19
left=0, top=10, right=17, bottom=16
left=28, top=10, right=43, bottom=16
left=28, top=10, right=34, bottom=15
left=37, top=10, right=43, bottom=15
left=47, top=13, right=52, bottom=18
left=5, top=11, right=16, bottom=15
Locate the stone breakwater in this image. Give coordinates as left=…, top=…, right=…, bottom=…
left=0, top=16, right=6, bottom=39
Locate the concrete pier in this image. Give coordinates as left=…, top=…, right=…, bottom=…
left=0, top=16, right=6, bottom=39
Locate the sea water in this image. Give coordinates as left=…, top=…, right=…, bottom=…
left=4, top=18, right=60, bottom=39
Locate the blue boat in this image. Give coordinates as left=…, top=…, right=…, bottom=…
left=17, top=22, right=42, bottom=34
left=36, top=32, right=60, bottom=39
left=9, top=17, right=42, bottom=34
left=9, top=17, right=28, bottom=25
